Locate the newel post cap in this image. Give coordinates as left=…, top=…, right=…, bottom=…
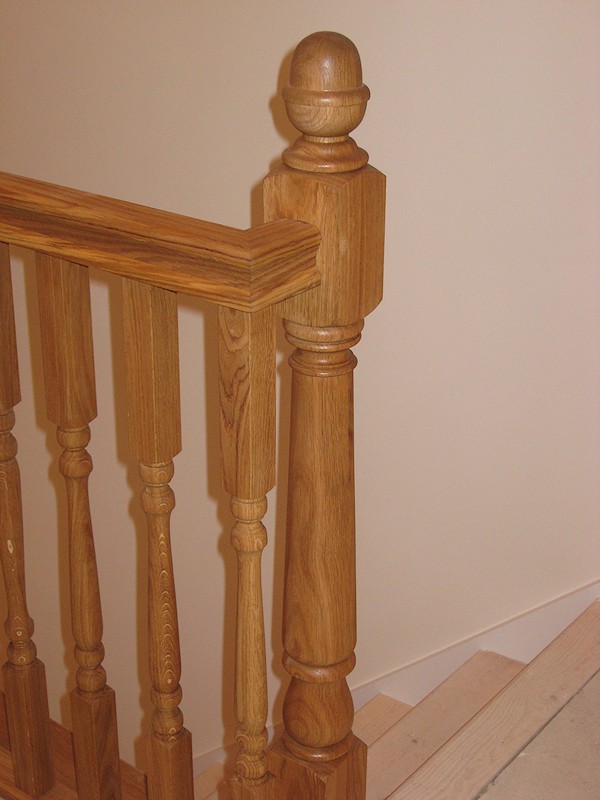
left=282, top=32, right=370, bottom=173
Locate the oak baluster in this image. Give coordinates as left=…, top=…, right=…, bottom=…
left=35, top=254, right=121, bottom=800
left=219, top=306, right=276, bottom=799
left=0, top=243, right=53, bottom=795
left=121, top=278, right=193, bottom=800
left=264, top=33, right=385, bottom=799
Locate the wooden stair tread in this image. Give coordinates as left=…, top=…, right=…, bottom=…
left=388, top=599, right=600, bottom=799
left=367, top=650, right=525, bottom=800
left=194, top=761, right=230, bottom=800
left=354, top=694, right=412, bottom=747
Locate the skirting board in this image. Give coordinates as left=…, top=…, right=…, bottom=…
left=192, top=580, right=600, bottom=777
left=351, top=580, right=600, bottom=710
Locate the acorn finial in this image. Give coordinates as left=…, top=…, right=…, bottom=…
left=282, top=32, right=370, bottom=173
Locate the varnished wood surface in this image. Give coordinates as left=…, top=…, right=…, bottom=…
left=282, top=32, right=370, bottom=173
left=0, top=244, right=20, bottom=411
left=219, top=307, right=275, bottom=499
left=36, top=255, right=122, bottom=800
left=0, top=246, right=54, bottom=795
left=219, top=306, right=276, bottom=795
left=0, top=692, right=146, bottom=800
left=0, top=172, right=320, bottom=310
left=122, top=279, right=194, bottom=800
left=264, top=165, right=385, bottom=327
left=263, top=31, right=385, bottom=799
left=0, top=30, right=384, bottom=800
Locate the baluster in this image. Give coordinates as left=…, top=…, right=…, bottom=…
left=35, top=254, right=121, bottom=800
left=219, top=305, right=276, bottom=799
left=121, top=278, right=193, bottom=800
left=0, top=243, right=53, bottom=795
left=264, top=33, right=385, bottom=799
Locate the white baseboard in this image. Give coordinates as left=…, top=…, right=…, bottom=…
left=193, top=580, right=600, bottom=777
left=351, top=580, right=600, bottom=710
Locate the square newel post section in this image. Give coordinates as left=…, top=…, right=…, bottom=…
left=264, top=32, right=385, bottom=800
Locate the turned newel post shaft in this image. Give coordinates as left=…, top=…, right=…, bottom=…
left=264, top=32, right=385, bottom=799
left=280, top=319, right=362, bottom=764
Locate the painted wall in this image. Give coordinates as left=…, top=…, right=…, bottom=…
left=1, top=1, right=599, bottom=768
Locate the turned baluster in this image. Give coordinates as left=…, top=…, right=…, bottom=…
left=264, top=33, right=385, bottom=799
left=0, top=243, right=53, bottom=795
left=121, top=278, right=193, bottom=800
left=36, top=254, right=121, bottom=800
left=219, top=305, right=276, bottom=799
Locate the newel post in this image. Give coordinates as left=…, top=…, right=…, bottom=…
left=264, top=32, right=385, bottom=799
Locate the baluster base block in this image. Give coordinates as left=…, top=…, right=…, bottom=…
left=3, top=659, right=53, bottom=796
left=228, top=772, right=277, bottom=799
left=146, top=728, right=194, bottom=800
left=71, top=686, right=121, bottom=800
left=268, top=735, right=366, bottom=800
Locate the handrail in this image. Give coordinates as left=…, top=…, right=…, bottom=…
left=0, top=170, right=321, bottom=310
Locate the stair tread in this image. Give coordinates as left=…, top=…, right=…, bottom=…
left=367, top=650, right=525, bottom=800
left=354, top=694, right=412, bottom=747
left=388, top=599, right=600, bottom=800
left=194, top=761, right=229, bottom=799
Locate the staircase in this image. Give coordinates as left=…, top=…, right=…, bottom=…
left=195, top=600, right=600, bottom=800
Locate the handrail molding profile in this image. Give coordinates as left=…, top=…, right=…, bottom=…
left=0, top=170, right=321, bottom=311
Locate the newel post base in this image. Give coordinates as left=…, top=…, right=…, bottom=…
left=268, top=737, right=367, bottom=800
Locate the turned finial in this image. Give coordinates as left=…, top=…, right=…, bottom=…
left=282, top=32, right=370, bottom=173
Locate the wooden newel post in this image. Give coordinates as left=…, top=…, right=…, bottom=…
left=264, top=32, right=385, bottom=800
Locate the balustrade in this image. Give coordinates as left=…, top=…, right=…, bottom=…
left=0, top=29, right=383, bottom=800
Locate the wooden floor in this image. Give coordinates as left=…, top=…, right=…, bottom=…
left=478, top=667, right=600, bottom=799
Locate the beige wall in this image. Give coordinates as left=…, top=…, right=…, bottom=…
left=1, top=1, right=599, bottom=767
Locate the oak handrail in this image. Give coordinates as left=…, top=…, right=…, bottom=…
left=0, top=171, right=320, bottom=310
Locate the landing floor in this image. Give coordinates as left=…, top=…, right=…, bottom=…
left=479, top=668, right=600, bottom=799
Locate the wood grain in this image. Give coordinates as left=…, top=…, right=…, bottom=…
left=122, top=279, right=193, bottom=800
left=282, top=32, right=370, bottom=173
left=0, top=171, right=320, bottom=311
left=366, top=652, right=525, bottom=799
left=390, top=601, right=600, bottom=799
left=0, top=244, right=20, bottom=411
left=219, top=305, right=276, bottom=797
left=36, top=255, right=121, bottom=800
left=269, top=735, right=367, bottom=800
left=0, top=693, right=146, bottom=800
left=0, top=245, right=54, bottom=795
left=262, top=31, right=385, bottom=800
left=352, top=695, right=412, bottom=748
